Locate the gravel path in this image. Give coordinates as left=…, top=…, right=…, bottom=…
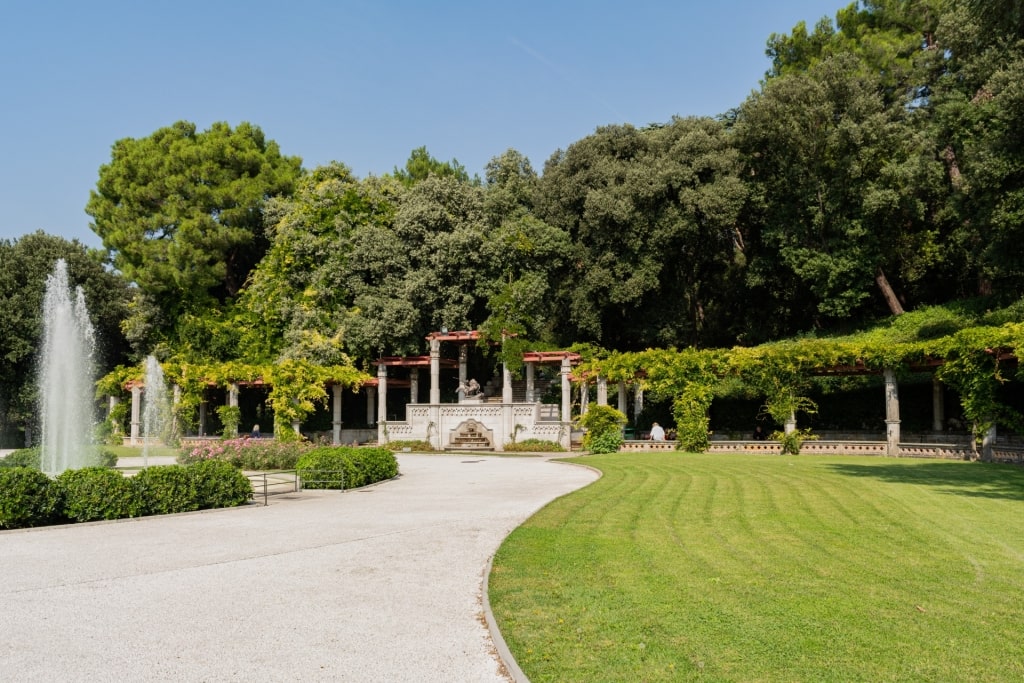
left=0, top=454, right=598, bottom=682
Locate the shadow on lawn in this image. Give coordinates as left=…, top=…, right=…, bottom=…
left=824, top=461, right=1024, bottom=501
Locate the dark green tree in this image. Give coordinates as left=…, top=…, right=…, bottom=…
left=0, top=232, right=132, bottom=440
left=86, top=121, right=302, bottom=353
left=535, top=117, right=748, bottom=350
left=392, top=146, right=471, bottom=186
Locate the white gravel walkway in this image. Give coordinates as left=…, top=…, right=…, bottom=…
left=0, top=454, right=598, bottom=682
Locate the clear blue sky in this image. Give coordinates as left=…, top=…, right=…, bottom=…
left=0, top=0, right=840, bottom=249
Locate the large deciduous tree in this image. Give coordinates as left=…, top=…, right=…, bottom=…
left=535, top=117, right=748, bottom=349
left=86, top=121, right=302, bottom=350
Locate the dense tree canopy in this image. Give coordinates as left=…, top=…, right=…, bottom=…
left=86, top=121, right=302, bottom=350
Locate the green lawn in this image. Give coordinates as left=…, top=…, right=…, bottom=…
left=489, top=453, right=1024, bottom=682
left=108, top=444, right=180, bottom=460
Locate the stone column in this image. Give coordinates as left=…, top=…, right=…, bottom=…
left=429, top=338, right=441, bottom=404
left=784, top=409, right=797, bottom=435
left=108, top=396, right=121, bottom=435
left=502, top=361, right=513, bottom=404
left=458, top=345, right=468, bottom=387
left=617, top=381, right=627, bottom=415
left=560, top=357, right=572, bottom=449
left=332, top=384, right=343, bottom=445
left=377, top=365, right=388, bottom=443
left=228, top=382, right=239, bottom=437
left=172, top=385, right=181, bottom=439
left=130, top=384, right=142, bottom=446
left=597, top=376, right=608, bottom=406
left=525, top=362, right=535, bottom=403
left=580, top=379, right=589, bottom=416
left=884, top=368, right=900, bottom=457
left=634, top=385, right=644, bottom=421
left=366, top=386, right=376, bottom=425
left=982, top=423, right=997, bottom=462
left=410, top=368, right=419, bottom=405
left=932, top=376, right=945, bottom=433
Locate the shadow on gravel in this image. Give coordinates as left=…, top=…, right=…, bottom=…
left=824, top=460, right=1024, bottom=501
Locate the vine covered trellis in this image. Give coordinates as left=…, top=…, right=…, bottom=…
left=579, top=316, right=1024, bottom=453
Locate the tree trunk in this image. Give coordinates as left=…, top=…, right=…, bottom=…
left=875, top=266, right=905, bottom=316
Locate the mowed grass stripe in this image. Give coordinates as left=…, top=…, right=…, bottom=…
left=489, top=453, right=1024, bottom=682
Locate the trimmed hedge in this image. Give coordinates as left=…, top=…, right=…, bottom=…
left=296, top=446, right=398, bottom=490
left=56, top=467, right=144, bottom=522
left=133, top=465, right=199, bottom=515
left=188, top=460, right=253, bottom=508
left=0, top=461, right=255, bottom=528
left=0, top=446, right=118, bottom=470
left=0, top=468, right=63, bottom=529
left=504, top=438, right=567, bottom=453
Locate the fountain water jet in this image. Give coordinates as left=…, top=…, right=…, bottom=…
left=39, top=259, right=97, bottom=475
left=141, top=355, right=170, bottom=467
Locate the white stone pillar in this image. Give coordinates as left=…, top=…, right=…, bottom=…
left=597, top=376, right=608, bottom=406
left=634, top=385, right=644, bottom=421
left=108, top=396, right=121, bottom=435
left=784, top=409, right=797, bottom=435
left=332, top=384, right=343, bottom=445
left=982, top=423, right=997, bottom=462
left=458, top=345, right=468, bottom=387
left=227, top=382, right=239, bottom=437
left=377, top=365, right=388, bottom=443
left=525, top=362, right=535, bottom=403
left=932, top=376, right=945, bottom=432
left=410, top=368, right=419, bottom=405
left=502, top=361, right=513, bottom=404
left=560, top=357, right=572, bottom=449
left=884, top=368, right=900, bottom=457
left=172, top=385, right=181, bottom=439
left=429, top=338, right=441, bottom=404
left=580, top=379, right=589, bottom=416
left=366, top=386, right=376, bottom=425
left=617, top=381, right=627, bottom=415
left=130, top=384, right=142, bottom=446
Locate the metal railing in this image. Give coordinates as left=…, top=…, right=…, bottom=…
left=246, top=470, right=300, bottom=506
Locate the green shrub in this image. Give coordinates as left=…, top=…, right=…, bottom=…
left=383, top=439, right=434, bottom=452
left=0, top=447, right=41, bottom=469
left=133, top=466, right=199, bottom=515
left=297, top=446, right=398, bottom=490
left=188, top=460, right=253, bottom=509
left=504, top=439, right=567, bottom=453
left=56, top=467, right=143, bottom=522
left=0, top=468, right=62, bottom=528
left=296, top=448, right=349, bottom=489
left=578, top=405, right=627, bottom=454
left=0, top=446, right=117, bottom=470
left=356, top=446, right=400, bottom=485
left=771, top=428, right=819, bottom=455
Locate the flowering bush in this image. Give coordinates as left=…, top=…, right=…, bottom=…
left=178, top=438, right=312, bottom=470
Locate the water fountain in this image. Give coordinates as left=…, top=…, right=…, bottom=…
left=39, top=259, right=97, bottom=475
left=141, top=355, right=170, bottom=467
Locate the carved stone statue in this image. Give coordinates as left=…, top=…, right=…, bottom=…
left=457, top=378, right=484, bottom=401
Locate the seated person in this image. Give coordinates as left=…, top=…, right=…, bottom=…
left=650, top=422, right=666, bottom=441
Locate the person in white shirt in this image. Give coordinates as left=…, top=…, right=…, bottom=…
left=650, top=422, right=665, bottom=441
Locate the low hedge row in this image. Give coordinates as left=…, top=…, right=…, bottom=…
left=296, top=446, right=398, bottom=490
left=0, top=462, right=252, bottom=529
left=0, top=446, right=119, bottom=470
